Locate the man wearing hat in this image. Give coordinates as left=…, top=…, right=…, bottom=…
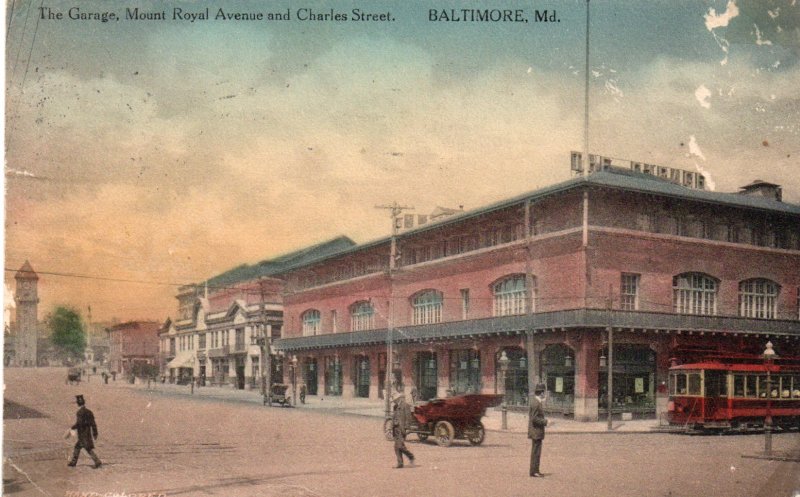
left=67, top=395, right=102, bottom=468
left=527, top=383, right=548, bottom=477
left=391, top=393, right=415, bottom=468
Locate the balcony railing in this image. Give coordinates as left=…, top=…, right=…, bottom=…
left=275, top=309, right=800, bottom=352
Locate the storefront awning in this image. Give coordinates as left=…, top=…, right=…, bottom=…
left=166, top=351, right=195, bottom=369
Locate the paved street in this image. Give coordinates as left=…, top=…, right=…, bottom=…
left=4, top=368, right=800, bottom=497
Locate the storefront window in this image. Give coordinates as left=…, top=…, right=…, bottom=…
left=449, top=349, right=480, bottom=395
left=496, top=347, right=528, bottom=406
left=541, top=344, right=574, bottom=412
left=599, top=344, right=656, bottom=414
left=324, top=356, right=342, bottom=396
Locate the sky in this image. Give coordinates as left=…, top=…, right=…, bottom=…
left=3, top=0, right=799, bottom=324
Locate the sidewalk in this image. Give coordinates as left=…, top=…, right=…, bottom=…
left=118, top=380, right=663, bottom=434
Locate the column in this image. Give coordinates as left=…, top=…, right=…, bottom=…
left=573, top=331, right=600, bottom=421
left=437, top=346, right=450, bottom=398
left=342, top=352, right=354, bottom=398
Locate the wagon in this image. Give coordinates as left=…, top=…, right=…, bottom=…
left=384, top=394, right=503, bottom=447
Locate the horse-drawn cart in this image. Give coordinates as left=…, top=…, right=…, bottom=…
left=384, top=394, right=503, bottom=447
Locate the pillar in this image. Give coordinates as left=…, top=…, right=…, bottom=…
left=574, top=331, right=600, bottom=421
left=342, top=351, right=354, bottom=399
left=437, top=345, right=450, bottom=398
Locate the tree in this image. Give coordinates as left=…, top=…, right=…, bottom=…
left=48, top=306, right=87, bottom=362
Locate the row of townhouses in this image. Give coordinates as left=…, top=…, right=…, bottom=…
left=159, top=160, right=800, bottom=421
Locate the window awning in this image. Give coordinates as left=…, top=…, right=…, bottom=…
left=167, top=351, right=195, bottom=369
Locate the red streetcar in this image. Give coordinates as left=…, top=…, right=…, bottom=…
left=667, top=356, right=800, bottom=432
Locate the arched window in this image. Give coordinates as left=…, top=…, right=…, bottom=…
left=673, top=273, right=718, bottom=315
left=412, top=290, right=443, bottom=325
left=739, top=279, right=779, bottom=319
left=302, top=309, right=321, bottom=336
left=493, top=275, right=528, bottom=316
left=350, top=301, right=374, bottom=331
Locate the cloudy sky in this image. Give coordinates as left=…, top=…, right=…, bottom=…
left=4, top=0, right=799, bottom=323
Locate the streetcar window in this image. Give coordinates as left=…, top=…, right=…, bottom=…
left=673, top=373, right=687, bottom=395
left=734, top=375, right=745, bottom=397
left=757, top=375, right=769, bottom=398
left=744, top=375, right=757, bottom=398
left=779, top=376, right=791, bottom=398
left=793, top=376, right=800, bottom=398
left=706, top=371, right=727, bottom=397
left=688, top=373, right=701, bottom=395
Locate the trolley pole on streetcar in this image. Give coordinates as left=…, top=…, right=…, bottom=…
left=762, top=341, right=777, bottom=456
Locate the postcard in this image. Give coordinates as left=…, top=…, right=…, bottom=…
left=4, top=1, right=799, bottom=496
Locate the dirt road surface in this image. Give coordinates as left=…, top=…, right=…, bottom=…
left=4, top=368, right=799, bottom=497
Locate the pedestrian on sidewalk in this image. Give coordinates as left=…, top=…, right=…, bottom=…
left=528, top=383, right=548, bottom=477
left=392, top=393, right=415, bottom=469
left=66, top=395, right=102, bottom=469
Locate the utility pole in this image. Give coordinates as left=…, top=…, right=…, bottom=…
left=259, top=279, right=272, bottom=404
left=375, top=202, right=413, bottom=419
left=606, top=284, right=614, bottom=431
left=581, top=0, right=591, bottom=247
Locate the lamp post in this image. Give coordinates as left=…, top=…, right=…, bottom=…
left=291, top=355, right=298, bottom=407
left=499, top=350, right=510, bottom=430
left=763, top=341, right=778, bottom=456
left=190, top=356, right=196, bottom=395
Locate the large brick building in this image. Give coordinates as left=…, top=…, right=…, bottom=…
left=270, top=167, right=800, bottom=421
left=106, top=321, right=161, bottom=377
left=164, top=165, right=800, bottom=421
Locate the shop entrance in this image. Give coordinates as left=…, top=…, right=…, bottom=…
left=303, top=358, right=318, bottom=395
left=413, top=352, right=438, bottom=401
left=496, top=347, right=528, bottom=406
left=599, top=344, right=656, bottom=418
left=354, top=356, right=370, bottom=398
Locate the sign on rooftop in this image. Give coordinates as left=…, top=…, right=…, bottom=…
left=570, top=151, right=706, bottom=190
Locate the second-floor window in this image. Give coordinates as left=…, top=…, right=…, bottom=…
left=673, top=273, right=718, bottom=316
left=198, top=333, right=206, bottom=349
left=235, top=328, right=245, bottom=350
left=350, top=301, right=374, bottom=331
left=493, top=275, right=527, bottom=316
left=302, top=309, right=322, bottom=336
left=412, top=290, right=443, bottom=325
left=739, top=279, right=779, bottom=319
left=620, top=273, right=640, bottom=311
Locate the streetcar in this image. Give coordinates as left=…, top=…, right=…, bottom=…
left=667, top=358, right=800, bottom=432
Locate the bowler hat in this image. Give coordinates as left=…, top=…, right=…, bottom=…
left=533, top=383, right=546, bottom=393
left=75, top=395, right=85, bottom=405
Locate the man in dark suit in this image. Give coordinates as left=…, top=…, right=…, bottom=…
left=67, top=395, right=102, bottom=468
left=392, top=393, right=415, bottom=468
left=528, top=383, right=548, bottom=477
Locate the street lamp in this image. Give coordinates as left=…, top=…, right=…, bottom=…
left=291, top=355, right=298, bottom=407
left=190, top=356, right=196, bottom=394
left=763, top=341, right=778, bottom=456
left=499, top=350, right=510, bottom=430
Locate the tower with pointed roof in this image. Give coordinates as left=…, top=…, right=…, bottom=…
left=14, top=261, right=40, bottom=367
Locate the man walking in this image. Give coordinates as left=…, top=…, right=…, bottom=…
left=67, top=395, right=102, bottom=468
left=528, top=383, right=548, bottom=477
left=392, top=393, right=415, bottom=468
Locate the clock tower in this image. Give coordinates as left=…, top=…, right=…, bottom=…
left=14, top=261, right=39, bottom=367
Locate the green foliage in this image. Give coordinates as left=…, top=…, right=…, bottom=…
left=48, top=306, right=87, bottom=361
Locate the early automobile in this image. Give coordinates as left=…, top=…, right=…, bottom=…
left=384, top=394, right=503, bottom=446
left=66, top=367, right=81, bottom=385
left=265, top=383, right=292, bottom=407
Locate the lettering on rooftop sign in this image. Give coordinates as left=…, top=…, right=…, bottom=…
left=570, top=152, right=706, bottom=190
